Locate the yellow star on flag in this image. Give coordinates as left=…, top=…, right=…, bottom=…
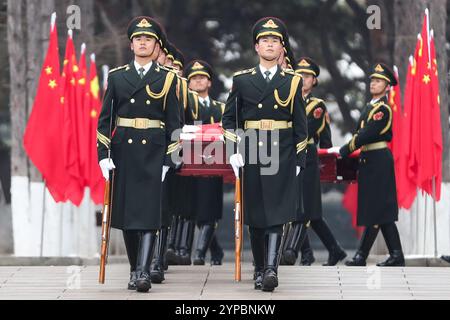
left=48, top=79, right=57, bottom=89
left=422, top=74, right=431, bottom=84
left=45, top=66, right=53, bottom=75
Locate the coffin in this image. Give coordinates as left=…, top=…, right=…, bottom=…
left=178, top=124, right=359, bottom=184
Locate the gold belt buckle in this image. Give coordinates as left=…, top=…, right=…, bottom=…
left=260, top=119, right=274, bottom=130
left=134, top=118, right=147, bottom=129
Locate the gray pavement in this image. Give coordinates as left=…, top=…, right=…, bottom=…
left=0, top=261, right=450, bottom=300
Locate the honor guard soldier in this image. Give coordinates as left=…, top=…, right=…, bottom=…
left=145, top=25, right=183, bottom=284
left=282, top=57, right=347, bottom=266
left=97, top=16, right=181, bottom=292
left=329, top=63, right=405, bottom=267
left=184, top=59, right=225, bottom=266
left=165, top=46, right=200, bottom=266
left=222, top=17, right=308, bottom=291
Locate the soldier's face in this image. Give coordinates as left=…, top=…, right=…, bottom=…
left=151, top=43, right=161, bottom=61
left=189, top=75, right=211, bottom=93
left=157, top=51, right=166, bottom=65
left=255, top=36, right=283, bottom=62
left=165, top=58, right=173, bottom=67
left=301, top=74, right=316, bottom=92
left=131, top=35, right=157, bottom=58
left=370, top=78, right=389, bottom=96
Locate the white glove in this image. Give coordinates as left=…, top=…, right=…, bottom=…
left=296, top=166, right=301, bottom=176
left=161, top=165, right=170, bottom=182
left=182, top=125, right=201, bottom=133
left=327, top=146, right=341, bottom=155
left=99, top=158, right=116, bottom=181
left=229, top=153, right=244, bottom=178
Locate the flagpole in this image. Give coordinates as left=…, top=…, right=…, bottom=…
left=40, top=181, right=46, bottom=257
left=423, top=192, right=427, bottom=255
left=432, top=176, right=438, bottom=257
left=425, top=8, right=438, bottom=258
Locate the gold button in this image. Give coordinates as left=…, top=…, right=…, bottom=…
left=146, top=100, right=151, bottom=105
left=258, top=103, right=262, bottom=109
left=274, top=104, right=278, bottom=109
left=128, top=139, right=133, bottom=144
left=258, top=141, right=263, bottom=147
left=130, top=98, right=135, bottom=104
left=273, top=141, right=278, bottom=146
left=142, top=139, right=147, bottom=145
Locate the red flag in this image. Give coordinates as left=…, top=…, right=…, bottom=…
left=427, top=30, right=443, bottom=200
left=76, top=43, right=89, bottom=186
left=85, top=54, right=105, bottom=204
left=407, top=10, right=442, bottom=201
left=397, top=56, right=418, bottom=208
left=388, top=66, right=403, bottom=164
left=23, top=13, right=68, bottom=202
left=61, top=30, right=83, bottom=205
left=342, top=184, right=363, bottom=237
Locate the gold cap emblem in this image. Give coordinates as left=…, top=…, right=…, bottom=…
left=375, top=64, right=384, bottom=72
left=192, top=62, right=204, bottom=70
left=136, top=18, right=152, bottom=28
left=298, top=59, right=310, bottom=67
left=262, top=19, right=278, bottom=29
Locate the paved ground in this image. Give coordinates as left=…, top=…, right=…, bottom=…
left=1, top=262, right=450, bottom=300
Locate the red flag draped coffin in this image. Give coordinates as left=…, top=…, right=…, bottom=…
left=178, top=124, right=358, bottom=183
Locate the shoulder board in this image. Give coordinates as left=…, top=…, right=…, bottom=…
left=233, top=67, right=256, bottom=77
left=158, top=64, right=178, bottom=74
left=310, top=97, right=324, bottom=104
left=372, top=101, right=390, bottom=109
left=283, top=68, right=301, bottom=77
left=109, top=64, right=129, bottom=74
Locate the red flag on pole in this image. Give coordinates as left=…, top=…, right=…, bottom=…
left=77, top=43, right=89, bottom=187
left=85, top=54, right=105, bottom=204
left=427, top=30, right=443, bottom=200
left=61, top=30, right=83, bottom=205
left=388, top=66, right=403, bottom=163
left=398, top=54, right=419, bottom=209
left=23, top=13, right=68, bottom=202
left=408, top=10, right=442, bottom=201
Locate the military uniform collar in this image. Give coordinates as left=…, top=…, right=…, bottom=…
left=303, top=92, right=313, bottom=104
left=258, top=64, right=278, bottom=80
left=370, top=95, right=387, bottom=105
left=198, top=95, right=210, bottom=107
left=133, top=60, right=153, bottom=76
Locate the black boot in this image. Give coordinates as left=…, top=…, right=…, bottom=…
left=150, top=227, right=169, bottom=284
left=345, top=226, right=379, bottom=266
left=310, top=219, right=347, bottom=266
left=166, top=216, right=181, bottom=266
left=123, top=230, right=140, bottom=290
left=279, top=224, right=293, bottom=265
left=262, top=233, right=282, bottom=292
left=377, top=223, right=405, bottom=267
left=324, top=245, right=347, bottom=266
left=283, top=222, right=308, bottom=265
left=209, top=234, right=224, bottom=265
left=135, top=231, right=157, bottom=292
left=441, top=255, right=450, bottom=264
left=178, top=219, right=195, bottom=265
left=249, top=228, right=265, bottom=290
left=193, top=224, right=215, bottom=265
left=300, top=234, right=315, bottom=266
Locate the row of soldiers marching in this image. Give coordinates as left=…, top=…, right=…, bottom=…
left=97, top=15, right=405, bottom=293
